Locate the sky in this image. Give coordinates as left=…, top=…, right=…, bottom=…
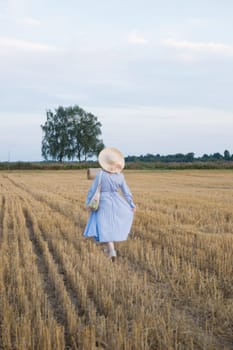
left=0, top=0, right=233, bottom=161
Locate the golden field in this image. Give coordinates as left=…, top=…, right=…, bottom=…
left=0, top=169, right=233, bottom=350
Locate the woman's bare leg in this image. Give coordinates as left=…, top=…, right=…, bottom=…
left=107, top=242, right=117, bottom=260
left=107, top=242, right=115, bottom=252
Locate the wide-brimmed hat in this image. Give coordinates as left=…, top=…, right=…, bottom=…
left=98, top=147, right=125, bottom=173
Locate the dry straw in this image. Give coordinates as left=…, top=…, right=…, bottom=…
left=0, top=170, right=233, bottom=349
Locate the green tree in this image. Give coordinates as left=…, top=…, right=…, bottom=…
left=185, top=152, right=195, bottom=162
left=41, top=105, right=104, bottom=161
left=71, top=106, right=104, bottom=161
left=41, top=106, right=73, bottom=161
left=212, top=152, right=223, bottom=160
left=224, top=149, right=231, bottom=160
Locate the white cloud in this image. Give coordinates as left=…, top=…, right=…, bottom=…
left=162, top=38, right=233, bottom=57
left=53, top=92, right=89, bottom=104
left=20, top=17, right=41, bottom=26
left=4, top=0, right=31, bottom=17
left=0, top=37, right=56, bottom=53
left=92, top=105, right=233, bottom=126
left=127, top=31, right=148, bottom=45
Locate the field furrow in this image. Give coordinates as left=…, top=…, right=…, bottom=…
left=122, top=240, right=233, bottom=349
left=0, top=195, right=5, bottom=246
left=0, top=195, right=65, bottom=350
left=0, top=170, right=233, bottom=349
left=5, top=174, right=87, bottom=230
left=22, top=204, right=83, bottom=349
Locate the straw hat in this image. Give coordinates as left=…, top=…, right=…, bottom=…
left=98, top=147, right=125, bottom=173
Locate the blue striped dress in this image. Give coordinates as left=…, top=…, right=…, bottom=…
left=84, top=170, right=135, bottom=242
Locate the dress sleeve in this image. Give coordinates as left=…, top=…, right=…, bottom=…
left=120, top=174, right=136, bottom=208
left=85, top=172, right=101, bottom=206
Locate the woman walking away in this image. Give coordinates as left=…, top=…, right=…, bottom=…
left=84, top=147, right=136, bottom=261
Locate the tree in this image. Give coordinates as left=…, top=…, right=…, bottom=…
left=41, top=106, right=73, bottom=162
left=71, top=107, right=104, bottom=161
left=184, top=152, right=195, bottom=162
left=224, top=149, right=231, bottom=160
left=41, top=105, right=104, bottom=161
left=200, top=154, right=209, bottom=161
left=212, top=152, right=223, bottom=160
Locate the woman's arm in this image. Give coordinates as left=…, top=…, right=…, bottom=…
left=85, top=172, right=101, bottom=206
left=120, top=175, right=136, bottom=209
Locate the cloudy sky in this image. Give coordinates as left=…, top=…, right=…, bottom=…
left=0, top=0, right=233, bottom=161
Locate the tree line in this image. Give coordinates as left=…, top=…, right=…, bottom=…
left=40, top=105, right=232, bottom=165
left=125, top=150, right=233, bottom=163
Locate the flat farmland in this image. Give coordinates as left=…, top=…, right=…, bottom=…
left=0, top=170, right=233, bottom=350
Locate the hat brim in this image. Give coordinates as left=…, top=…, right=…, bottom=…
left=98, top=147, right=125, bottom=173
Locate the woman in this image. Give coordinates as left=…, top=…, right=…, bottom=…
left=84, top=147, right=136, bottom=260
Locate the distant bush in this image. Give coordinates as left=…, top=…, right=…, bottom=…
left=125, top=161, right=233, bottom=170
left=0, top=161, right=99, bottom=171
left=1, top=160, right=233, bottom=171
left=125, top=150, right=233, bottom=163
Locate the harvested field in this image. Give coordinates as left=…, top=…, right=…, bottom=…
left=0, top=170, right=233, bottom=350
